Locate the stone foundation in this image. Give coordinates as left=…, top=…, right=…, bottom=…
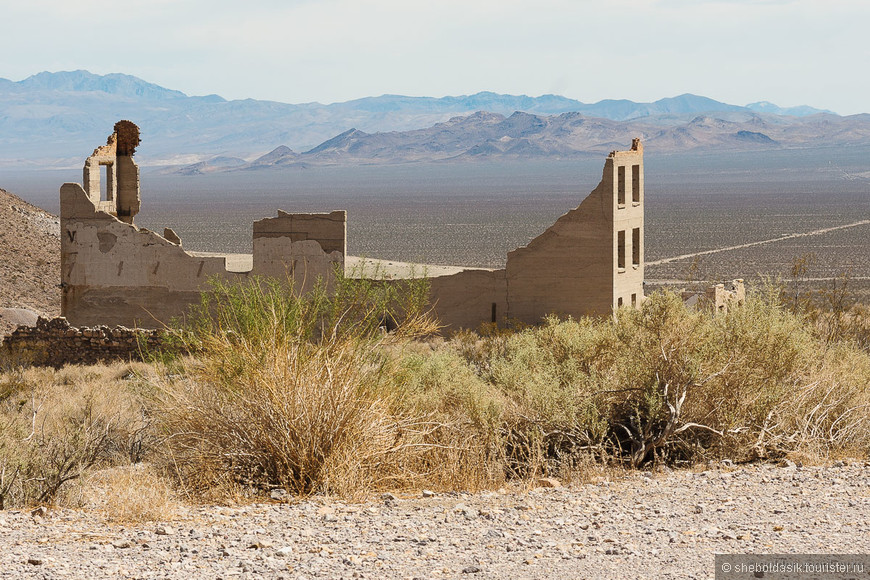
left=0, top=317, right=168, bottom=368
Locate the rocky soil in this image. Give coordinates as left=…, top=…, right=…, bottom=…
left=0, top=187, right=60, bottom=336
left=1, top=462, right=867, bottom=579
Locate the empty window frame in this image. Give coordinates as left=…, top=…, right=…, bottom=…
left=617, top=230, right=626, bottom=270
left=632, top=227, right=640, bottom=267
left=631, top=293, right=637, bottom=307
left=617, top=166, right=626, bottom=206
left=617, top=297, right=623, bottom=307
left=632, top=164, right=640, bottom=204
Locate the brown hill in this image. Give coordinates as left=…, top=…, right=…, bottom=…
left=0, top=187, right=60, bottom=336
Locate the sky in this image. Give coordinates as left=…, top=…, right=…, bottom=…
left=3, top=0, right=869, bottom=115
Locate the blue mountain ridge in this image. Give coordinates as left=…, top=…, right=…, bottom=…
left=0, top=70, right=846, bottom=168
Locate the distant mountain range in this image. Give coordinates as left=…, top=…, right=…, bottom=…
left=176, top=110, right=870, bottom=172
left=0, top=70, right=861, bottom=169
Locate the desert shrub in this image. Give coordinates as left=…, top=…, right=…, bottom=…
left=782, top=256, right=870, bottom=352
left=396, top=350, right=503, bottom=429
left=392, top=350, right=509, bottom=489
left=0, top=364, right=154, bottom=509
left=155, top=274, right=441, bottom=498
left=429, top=290, right=870, bottom=473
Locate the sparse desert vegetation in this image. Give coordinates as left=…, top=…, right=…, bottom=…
left=1, top=275, right=868, bottom=516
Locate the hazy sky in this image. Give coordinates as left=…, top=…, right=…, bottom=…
left=4, top=0, right=868, bottom=114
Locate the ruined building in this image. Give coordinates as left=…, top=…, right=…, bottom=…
left=61, top=121, right=345, bottom=327
left=682, top=279, right=746, bottom=314
left=427, top=139, right=644, bottom=327
left=60, top=122, right=645, bottom=329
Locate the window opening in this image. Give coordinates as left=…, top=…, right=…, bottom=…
left=491, top=302, right=497, bottom=323
left=101, top=165, right=109, bottom=202
left=632, top=227, right=640, bottom=267
left=617, top=230, right=625, bottom=270
left=632, top=164, right=640, bottom=204
left=617, top=166, right=626, bottom=206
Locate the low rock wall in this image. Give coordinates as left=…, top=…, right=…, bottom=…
left=0, top=316, right=167, bottom=367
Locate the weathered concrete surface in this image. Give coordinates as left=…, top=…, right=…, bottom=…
left=427, top=139, right=645, bottom=328
left=61, top=122, right=346, bottom=328
left=60, top=123, right=644, bottom=332
left=61, top=182, right=345, bottom=327
left=254, top=210, right=346, bottom=254
left=429, top=269, right=508, bottom=329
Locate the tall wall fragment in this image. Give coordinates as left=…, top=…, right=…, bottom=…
left=427, top=139, right=644, bottom=328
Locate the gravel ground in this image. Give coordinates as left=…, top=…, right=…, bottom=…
left=1, top=462, right=868, bottom=579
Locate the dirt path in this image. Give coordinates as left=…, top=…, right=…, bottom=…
left=648, top=219, right=870, bottom=266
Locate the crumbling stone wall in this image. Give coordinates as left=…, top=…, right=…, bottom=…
left=706, top=279, right=745, bottom=313
left=0, top=317, right=166, bottom=368
left=61, top=121, right=346, bottom=328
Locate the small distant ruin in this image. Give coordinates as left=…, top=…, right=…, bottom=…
left=60, top=121, right=646, bottom=329
left=682, top=279, right=746, bottom=314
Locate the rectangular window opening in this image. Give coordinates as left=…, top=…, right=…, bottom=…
left=617, top=166, right=626, bottom=206
left=632, top=164, right=640, bottom=204
left=617, top=230, right=626, bottom=270
left=491, top=302, right=497, bottom=323
left=101, top=165, right=108, bottom=202
left=99, top=162, right=115, bottom=203
left=631, top=293, right=637, bottom=307
left=617, top=297, right=623, bottom=307
left=632, top=227, right=640, bottom=267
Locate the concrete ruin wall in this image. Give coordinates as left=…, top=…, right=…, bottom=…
left=681, top=279, right=746, bottom=314
left=0, top=317, right=166, bottom=368
left=709, top=279, right=745, bottom=313
left=81, top=120, right=141, bottom=224
left=427, top=139, right=645, bottom=328
left=60, top=122, right=643, bottom=331
left=61, top=121, right=345, bottom=328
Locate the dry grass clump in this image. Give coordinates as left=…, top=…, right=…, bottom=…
left=0, top=362, right=155, bottom=509
left=154, top=275, right=445, bottom=498
left=156, top=335, right=436, bottom=498
left=63, top=462, right=178, bottom=522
